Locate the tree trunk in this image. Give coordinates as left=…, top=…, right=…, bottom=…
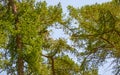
left=51, top=57, right=55, bottom=75
left=8, top=0, right=24, bottom=75
left=17, top=57, right=24, bottom=75
left=16, top=35, right=24, bottom=75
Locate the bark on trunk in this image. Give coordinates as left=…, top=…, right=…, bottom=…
left=51, top=57, right=55, bottom=75
left=16, top=35, right=24, bottom=75
left=8, top=0, right=24, bottom=75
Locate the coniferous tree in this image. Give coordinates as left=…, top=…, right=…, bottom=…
left=68, top=0, right=120, bottom=75
left=0, top=0, right=102, bottom=75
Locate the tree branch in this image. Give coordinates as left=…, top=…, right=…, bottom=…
left=100, top=37, right=115, bottom=48
left=8, top=0, right=17, bottom=14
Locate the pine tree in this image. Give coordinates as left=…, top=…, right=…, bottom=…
left=68, top=0, right=120, bottom=75
left=0, top=0, right=100, bottom=75
left=0, top=0, right=68, bottom=75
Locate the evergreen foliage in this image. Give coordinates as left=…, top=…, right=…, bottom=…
left=68, top=0, right=120, bottom=75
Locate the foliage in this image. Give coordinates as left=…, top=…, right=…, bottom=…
left=0, top=0, right=82, bottom=75
left=68, top=0, right=120, bottom=75
left=1, top=0, right=117, bottom=75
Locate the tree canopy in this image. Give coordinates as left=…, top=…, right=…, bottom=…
left=0, top=0, right=119, bottom=75
left=68, top=0, right=120, bottom=75
left=0, top=0, right=79, bottom=75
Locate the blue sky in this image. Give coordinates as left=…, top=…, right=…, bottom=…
left=37, top=0, right=113, bottom=75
